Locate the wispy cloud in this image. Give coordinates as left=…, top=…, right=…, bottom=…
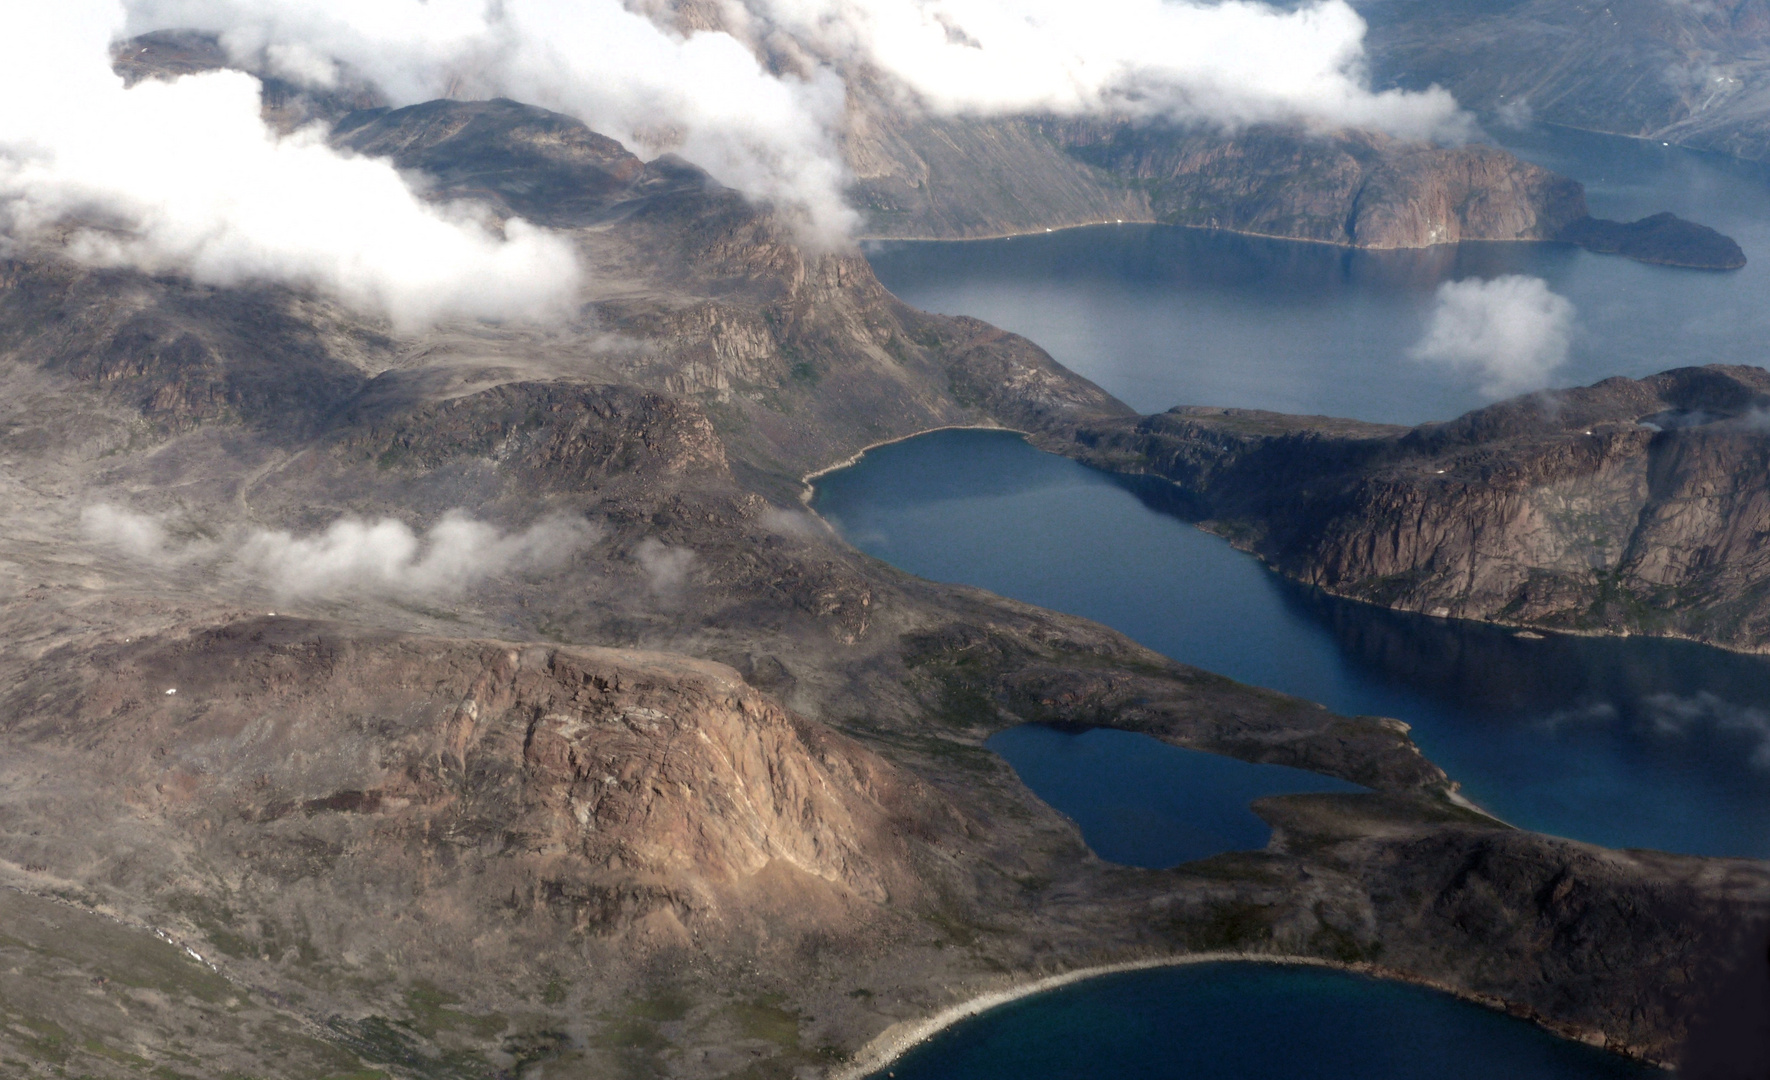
left=633, top=537, right=696, bottom=596
left=84, top=504, right=597, bottom=601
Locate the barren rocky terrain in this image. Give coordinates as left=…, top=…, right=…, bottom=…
left=0, top=37, right=1763, bottom=1080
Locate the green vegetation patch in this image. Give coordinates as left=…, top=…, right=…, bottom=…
left=403, top=980, right=508, bottom=1040
left=1165, top=899, right=1277, bottom=951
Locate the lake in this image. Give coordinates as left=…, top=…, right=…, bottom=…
left=985, top=725, right=1366, bottom=868
left=827, top=125, right=1770, bottom=861
left=831, top=121, right=1749, bottom=1080
left=865, top=126, right=1770, bottom=424
left=869, top=962, right=1662, bottom=1080
left=813, top=428, right=1770, bottom=857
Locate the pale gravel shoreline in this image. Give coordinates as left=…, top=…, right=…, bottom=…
left=828, top=953, right=1329, bottom=1080
left=798, top=423, right=1021, bottom=504
left=829, top=952, right=1660, bottom=1080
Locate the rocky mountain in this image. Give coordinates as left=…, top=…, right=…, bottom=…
left=1067, top=365, right=1770, bottom=651
left=845, top=97, right=1743, bottom=264
left=0, top=41, right=1762, bottom=1078
left=850, top=112, right=1581, bottom=247
left=1356, top=0, right=1770, bottom=161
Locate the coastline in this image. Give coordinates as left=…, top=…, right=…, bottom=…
left=798, top=423, right=1027, bottom=504
left=856, top=217, right=1476, bottom=251
left=830, top=951, right=1661, bottom=1080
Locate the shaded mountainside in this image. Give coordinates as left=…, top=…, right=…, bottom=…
left=846, top=107, right=1742, bottom=266
left=1559, top=211, right=1747, bottom=270
left=0, top=48, right=1761, bottom=1077
left=847, top=110, right=1586, bottom=248
left=1068, top=365, right=1770, bottom=651
left=1357, top=0, right=1770, bottom=162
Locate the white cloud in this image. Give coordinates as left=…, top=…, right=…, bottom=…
left=1409, top=275, right=1575, bottom=399
left=633, top=537, right=696, bottom=595
left=82, top=503, right=213, bottom=562
left=123, top=0, right=859, bottom=240
left=117, top=0, right=1465, bottom=243
left=754, top=0, right=1467, bottom=140
left=0, top=1, right=581, bottom=330
left=83, top=505, right=597, bottom=600
left=241, top=511, right=596, bottom=600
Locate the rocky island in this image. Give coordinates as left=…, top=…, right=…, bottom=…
left=0, top=24, right=1763, bottom=1080
left=1560, top=211, right=1748, bottom=269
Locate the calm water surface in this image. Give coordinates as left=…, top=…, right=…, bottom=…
left=832, top=128, right=1751, bottom=1077
left=814, top=428, right=1770, bottom=858
left=866, top=127, right=1770, bottom=422
left=871, top=963, right=1662, bottom=1080
left=833, top=127, right=1770, bottom=860
left=986, top=725, right=1365, bottom=867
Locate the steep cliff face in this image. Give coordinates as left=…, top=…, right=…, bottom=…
left=1069, top=365, right=1770, bottom=649
left=1357, top=0, right=1770, bottom=162
left=2, top=620, right=949, bottom=940
left=1262, top=793, right=1770, bottom=1060
left=847, top=109, right=1594, bottom=249
left=1049, top=121, right=1588, bottom=248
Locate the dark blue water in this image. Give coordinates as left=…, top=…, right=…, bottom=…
left=813, top=428, right=1770, bottom=858
left=986, top=725, right=1365, bottom=867
left=872, top=963, right=1662, bottom=1080
left=865, top=127, right=1770, bottom=422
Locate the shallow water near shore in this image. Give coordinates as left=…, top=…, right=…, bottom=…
left=867, top=962, right=1662, bottom=1080
left=812, top=427, right=1770, bottom=858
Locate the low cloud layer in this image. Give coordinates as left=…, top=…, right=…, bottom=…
left=756, top=0, right=1464, bottom=139
left=8, top=2, right=1470, bottom=311
left=634, top=537, right=697, bottom=596
left=1409, top=275, right=1575, bottom=399
left=84, top=504, right=595, bottom=601
left=1543, top=691, right=1770, bottom=770
left=117, top=0, right=1466, bottom=241
left=0, top=1, right=581, bottom=329
left=125, top=0, right=858, bottom=238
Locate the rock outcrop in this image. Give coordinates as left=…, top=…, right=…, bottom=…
left=1068, top=365, right=1770, bottom=650
left=847, top=106, right=1744, bottom=264
left=848, top=110, right=1591, bottom=249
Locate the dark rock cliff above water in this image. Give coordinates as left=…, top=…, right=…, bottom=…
left=1068, top=365, right=1770, bottom=651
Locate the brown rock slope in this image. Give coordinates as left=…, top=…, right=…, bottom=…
left=1069, top=365, right=1770, bottom=650
left=0, top=65, right=1763, bottom=1076
left=848, top=110, right=1589, bottom=248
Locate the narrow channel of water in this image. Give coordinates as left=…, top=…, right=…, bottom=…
left=812, top=428, right=1770, bottom=858
left=869, top=962, right=1663, bottom=1080
left=985, top=725, right=1365, bottom=868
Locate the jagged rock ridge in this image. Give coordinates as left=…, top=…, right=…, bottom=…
left=1067, top=365, right=1770, bottom=650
